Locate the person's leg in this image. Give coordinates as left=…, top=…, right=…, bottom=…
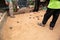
left=50, top=9, right=60, bottom=30
left=38, top=8, right=54, bottom=26
left=42, top=8, right=53, bottom=25
left=33, top=0, right=40, bottom=12
left=9, top=2, right=15, bottom=18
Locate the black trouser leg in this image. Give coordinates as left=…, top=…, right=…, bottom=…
left=50, top=10, right=60, bottom=28
left=42, top=8, right=53, bottom=25
left=33, top=0, right=40, bottom=12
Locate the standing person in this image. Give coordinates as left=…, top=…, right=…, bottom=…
left=5, top=0, right=15, bottom=18
left=39, top=0, right=60, bottom=30
left=33, top=0, right=40, bottom=12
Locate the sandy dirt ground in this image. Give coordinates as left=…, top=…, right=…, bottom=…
left=0, top=10, right=60, bottom=40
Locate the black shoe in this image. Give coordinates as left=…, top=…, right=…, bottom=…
left=49, top=27, right=53, bottom=30
left=38, top=23, right=45, bottom=27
